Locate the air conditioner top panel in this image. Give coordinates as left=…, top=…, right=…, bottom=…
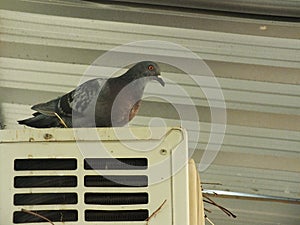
left=0, top=127, right=185, bottom=143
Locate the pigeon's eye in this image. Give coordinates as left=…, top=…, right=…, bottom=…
left=148, top=65, right=154, bottom=71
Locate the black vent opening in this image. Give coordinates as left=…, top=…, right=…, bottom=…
left=85, top=210, right=148, bottom=221
left=14, top=158, right=77, bottom=171
left=84, top=175, right=148, bottom=187
left=84, top=158, right=148, bottom=170
left=85, top=192, right=148, bottom=205
left=13, top=210, right=78, bottom=223
left=14, top=176, right=77, bottom=188
left=14, top=193, right=78, bottom=205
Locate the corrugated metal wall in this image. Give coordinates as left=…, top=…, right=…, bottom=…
left=1, top=0, right=300, bottom=224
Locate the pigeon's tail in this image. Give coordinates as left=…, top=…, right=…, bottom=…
left=18, top=112, right=61, bottom=128
left=31, top=98, right=59, bottom=116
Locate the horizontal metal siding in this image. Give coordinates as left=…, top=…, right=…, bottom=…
left=1, top=57, right=299, bottom=115
left=1, top=10, right=300, bottom=68
left=203, top=197, right=300, bottom=225
left=107, top=0, right=300, bottom=18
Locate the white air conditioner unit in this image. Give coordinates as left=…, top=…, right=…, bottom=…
left=0, top=127, right=204, bottom=225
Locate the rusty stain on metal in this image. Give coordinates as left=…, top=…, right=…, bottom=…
left=43, top=133, right=53, bottom=140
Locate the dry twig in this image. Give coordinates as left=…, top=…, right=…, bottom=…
left=204, top=208, right=212, bottom=213
left=203, top=194, right=236, bottom=218
left=21, top=208, right=55, bottom=225
left=201, top=182, right=236, bottom=219
left=205, top=214, right=215, bottom=225
left=54, top=113, right=68, bottom=128
left=145, top=199, right=167, bottom=224
left=201, top=182, right=222, bottom=186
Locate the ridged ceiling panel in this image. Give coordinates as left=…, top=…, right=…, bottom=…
left=0, top=57, right=299, bottom=115
left=1, top=10, right=300, bottom=68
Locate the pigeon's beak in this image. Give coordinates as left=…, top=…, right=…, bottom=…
left=154, top=75, right=165, bottom=87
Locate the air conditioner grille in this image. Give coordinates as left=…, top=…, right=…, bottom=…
left=84, top=158, right=148, bottom=170
left=85, top=209, right=149, bottom=221
left=85, top=192, right=148, bottom=205
left=12, top=157, right=149, bottom=223
left=84, top=175, right=148, bottom=187
left=13, top=210, right=78, bottom=224
left=14, top=176, right=78, bottom=188
left=14, top=158, right=77, bottom=171
left=14, top=193, right=78, bottom=205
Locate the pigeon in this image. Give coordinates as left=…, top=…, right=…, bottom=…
left=18, top=61, right=164, bottom=128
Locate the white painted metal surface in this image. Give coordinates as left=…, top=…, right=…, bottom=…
left=0, top=127, right=204, bottom=225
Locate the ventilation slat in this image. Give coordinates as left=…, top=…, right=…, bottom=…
left=14, top=193, right=78, bottom=205
left=85, top=210, right=148, bottom=221
left=84, top=158, right=148, bottom=170
left=14, top=158, right=77, bottom=170
left=13, top=210, right=78, bottom=223
left=84, top=175, right=148, bottom=187
left=14, top=176, right=77, bottom=188
left=85, top=192, right=148, bottom=205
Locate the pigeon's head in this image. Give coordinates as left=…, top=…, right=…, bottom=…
left=128, top=61, right=165, bottom=87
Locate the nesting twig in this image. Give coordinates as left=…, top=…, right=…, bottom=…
left=54, top=113, right=68, bottom=128
left=204, top=208, right=212, bottom=213
left=21, top=209, right=54, bottom=225
left=201, top=182, right=222, bottom=186
left=203, top=194, right=236, bottom=218
left=201, top=182, right=236, bottom=219
left=205, top=214, right=215, bottom=225
left=145, top=199, right=167, bottom=225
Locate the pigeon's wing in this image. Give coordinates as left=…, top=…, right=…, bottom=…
left=57, top=78, right=108, bottom=116
left=31, top=78, right=107, bottom=117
